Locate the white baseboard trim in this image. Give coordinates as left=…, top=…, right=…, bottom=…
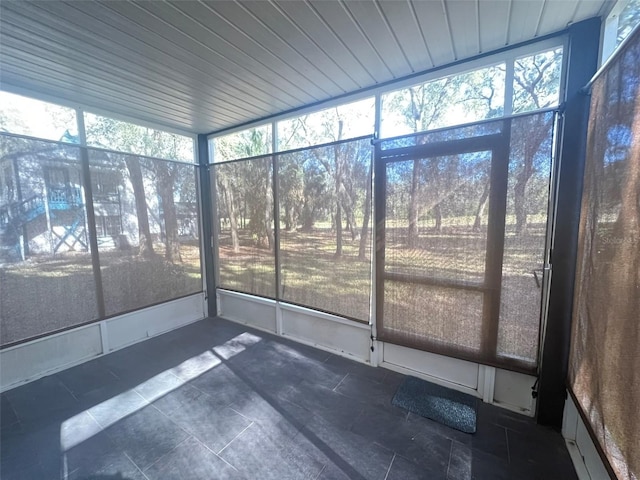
left=1, top=293, right=206, bottom=392
left=217, top=289, right=537, bottom=416
left=566, top=438, right=595, bottom=480
left=562, top=392, right=611, bottom=480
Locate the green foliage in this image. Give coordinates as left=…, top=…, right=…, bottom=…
left=513, top=48, right=563, bottom=113
left=85, top=114, right=192, bottom=162
left=213, top=125, right=271, bottom=162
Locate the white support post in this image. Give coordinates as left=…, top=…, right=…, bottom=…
left=369, top=93, right=381, bottom=367
left=478, top=365, right=496, bottom=403
left=99, top=321, right=109, bottom=354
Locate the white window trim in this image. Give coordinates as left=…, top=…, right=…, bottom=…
left=208, top=36, right=567, bottom=148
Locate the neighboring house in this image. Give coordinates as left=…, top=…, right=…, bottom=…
left=0, top=136, right=199, bottom=264
left=0, top=139, right=128, bottom=263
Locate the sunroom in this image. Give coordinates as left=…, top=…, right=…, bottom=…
left=0, top=1, right=638, bottom=479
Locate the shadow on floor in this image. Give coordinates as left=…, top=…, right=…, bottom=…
left=1, top=317, right=578, bottom=480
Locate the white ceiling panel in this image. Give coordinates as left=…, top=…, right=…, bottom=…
left=376, top=1, right=435, bottom=72
left=507, top=0, right=544, bottom=45
left=412, top=1, right=457, bottom=66
left=538, top=1, right=581, bottom=36
left=478, top=1, right=512, bottom=52
left=0, top=0, right=609, bottom=135
left=447, top=0, right=482, bottom=60
left=309, top=0, right=396, bottom=81
left=341, top=1, right=415, bottom=76
left=273, top=1, right=375, bottom=87
left=241, top=1, right=360, bottom=92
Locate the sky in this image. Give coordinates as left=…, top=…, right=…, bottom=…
left=0, top=90, right=77, bottom=142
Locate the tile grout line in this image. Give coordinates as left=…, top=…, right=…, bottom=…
left=138, top=435, right=191, bottom=474
left=332, top=373, right=349, bottom=392
left=505, top=427, right=511, bottom=464
left=57, top=377, right=80, bottom=401
left=228, top=405, right=254, bottom=423
left=383, top=453, right=397, bottom=480
left=86, top=409, right=107, bottom=430
left=217, top=420, right=255, bottom=456
left=445, top=439, right=453, bottom=479
left=122, top=450, right=152, bottom=480
left=193, top=430, right=243, bottom=472
left=2, top=393, right=22, bottom=426
left=148, top=401, right=190, bottom=430
left=313, top=464, right=327, bottom=480
left=146, top=401, right=195, bottom=445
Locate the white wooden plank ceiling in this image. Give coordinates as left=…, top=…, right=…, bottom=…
left=0, top=0, right=609, bottom=135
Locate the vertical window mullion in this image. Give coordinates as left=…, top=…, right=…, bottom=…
left=504, top=58, right=515, bottom=117
left=272, top=121, right=281, bottom=301
left=76, top=109, right=106, bottom=319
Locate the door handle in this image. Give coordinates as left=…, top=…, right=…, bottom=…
left=532, top=268, right=543, bottom=288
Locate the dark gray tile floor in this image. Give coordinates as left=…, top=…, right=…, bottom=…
left=0, top=317, right=578, bottom=480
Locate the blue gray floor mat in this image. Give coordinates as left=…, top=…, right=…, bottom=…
left=392, top=376, right=478, bottom=433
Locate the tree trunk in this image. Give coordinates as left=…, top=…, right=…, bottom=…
left=340, top=190, right=358, bottom=241
left=408, top=160, right=420, bottom=247
left=156, top=162, right=181, bottom=263
left=124, top=156, right=154, bottom=257
left=227, top=188, right=239, bottom=252
left=216, top=170, right=239, bottom=252
left=433, top=203, right=442, bottom=232
left=514, top=116, right=552, bottom=235
left=284, top=204, right=292, bottom=231
left=301, top=199, right=314, bottom=231
left=514, top=173, right=528, bottom=235
left=473, top=181, right=490, bottom=231
left=358, top=163, right=372, bottom=260
left=264, top=179, right=274, bottom=251
left=335, top=201, right=343, bottom=257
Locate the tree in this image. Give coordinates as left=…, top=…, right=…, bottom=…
left=511, top=48, right=562, bottom=234
left=213, top=128, right=274, bottom=251
left=289, top=107, right=371, bottom=257
left=216, top=164, right=240, bottom=252
left=358, top=160, right=372, bottom=259
left=385, top=66, right=503, bottom=244
left=85, top=116, right=196, bottom=262
left=154, top=161, right=181, bottom=262
left=278, top=157, right=304, bottom=231
left=395, top=79, right=452, bottom=245
left=298, top=157, right=330, bottom=231
left=124, top=155, right=154, bottom=257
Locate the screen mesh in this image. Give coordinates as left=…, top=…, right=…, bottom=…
left=383, top=282, right=484, bottom=354
left=88, top=150, right=202, bottom=316
left=382, top=151, right=491, bottom=356
left=497, top=112, right=554, bottom=367
left=0, top=135, right=98, bottom=345
left=278, top=138, right=372, bottom=321
left=380, top=121, right=502, bottom=151
left=214, top=156, right=276, bottom=298
left=569, top=29, right=640, bottom=480
left=378, top=113, right=554, bottom=371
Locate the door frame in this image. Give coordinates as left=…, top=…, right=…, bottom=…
left=373, top=121, right=514, bottom=369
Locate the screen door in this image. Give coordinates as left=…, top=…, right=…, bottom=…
left=375, top=114, right=555, bottom=372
